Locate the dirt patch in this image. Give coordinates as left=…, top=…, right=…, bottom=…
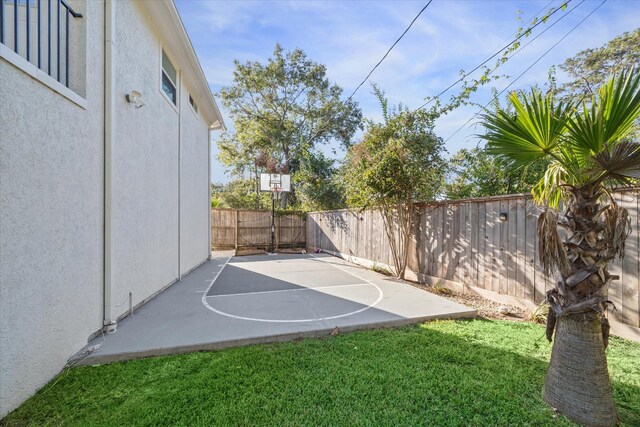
left=410, top=283, right=529, bottom=321
left=235, top=248, right=268, bottom=256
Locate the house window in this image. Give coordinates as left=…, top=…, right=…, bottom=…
left=161, top=49, right=177, bottom=104
left=189, top=94, right=197, bottom=113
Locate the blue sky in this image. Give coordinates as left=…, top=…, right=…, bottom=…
left=174, top=0, right=639, bottom=184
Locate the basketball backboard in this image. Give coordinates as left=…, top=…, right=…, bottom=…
left=260, top=173, right=291, bottom=193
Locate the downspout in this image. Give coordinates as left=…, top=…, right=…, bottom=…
left=208, top=121, right=223, bottom=259
left=178, top=72, right=182, bottom=281
left=103, top=0, right=116, bottom=333
left=208, top=128, right=212, bottom=260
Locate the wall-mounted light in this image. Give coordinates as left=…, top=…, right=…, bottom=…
left=499, top=212, right=508, bottom=222
left=125, top=91, right=145, bottom=109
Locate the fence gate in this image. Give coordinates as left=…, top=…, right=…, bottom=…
left=211, top=208, right=306, bottom=251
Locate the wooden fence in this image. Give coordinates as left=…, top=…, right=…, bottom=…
left=212, top=208, right=306, bottom=250
left=307, top=189, right=640, bottom=333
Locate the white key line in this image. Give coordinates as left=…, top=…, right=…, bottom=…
left=206, top=283, right=371, bottom=298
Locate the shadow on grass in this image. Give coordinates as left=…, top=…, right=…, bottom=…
left=2, top=319, right=638, bottom=426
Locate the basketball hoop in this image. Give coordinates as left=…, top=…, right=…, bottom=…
left=271, top=185, right=282, bottom=200
left=258, top=173, right=291, bottom=253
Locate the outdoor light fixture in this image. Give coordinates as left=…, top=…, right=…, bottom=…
left=126, top=91, right=145, bottom=109
left=499, top=212, right=508, bottom=222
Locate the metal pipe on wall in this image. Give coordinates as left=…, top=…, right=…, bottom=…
left=103, top=0, right=116, bottom=334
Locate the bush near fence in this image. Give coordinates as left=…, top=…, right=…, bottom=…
left=307, top=189, right=640, bottom=339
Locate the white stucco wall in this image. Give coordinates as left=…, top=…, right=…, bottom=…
left=110, top=1, right=212, bottom=315
left=110, top=0, right=180, bottom=317
left=0, top=0, right=104, bottom=417
left=179, top=87, right=210, bottom=275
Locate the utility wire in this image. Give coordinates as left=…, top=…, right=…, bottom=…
left=485, top=0, right=557, bottom=59
left=442, top=0, right=607, bottom=146
left=416, top=0, right=571, bottom=111
left=500, top=0, right=585, bottom=63
left=347, top=1, right=433, bottom=100
left=439, top=0, right=586, bottom=144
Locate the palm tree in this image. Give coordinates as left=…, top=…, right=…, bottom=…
left=480, top=69, right=640, bottom=427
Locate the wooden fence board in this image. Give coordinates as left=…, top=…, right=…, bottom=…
left=508, top=199, right=518, bottom=297
left=491, top=201, right=501, bottom=294
left=621, top=191, right=639, bottom=327
left=478, top=202, right=488, bottom=289
left=499, top=199, right=508, bottom=295
left=524, top=199, right=537, bottom=302
left=211, top=208, right=305, bottom=250
left=515, top=199, right=526, bottom=300
left=463, top=202, right=473, bottom=285
left=609, top=193, right=624, bottom=324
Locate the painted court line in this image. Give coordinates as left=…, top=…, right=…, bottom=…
left=201, top=254, right=385, bottom=323
left=201, top=256, right=232, bottom=309
left=206, top=283, right=371, bottom=298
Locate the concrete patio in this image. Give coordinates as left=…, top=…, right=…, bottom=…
left=78, top=253, right=476, bottom=365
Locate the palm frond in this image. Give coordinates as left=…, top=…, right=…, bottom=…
left=481, top=91, right=571, bottom=168
left=590, top=140, right=640, bottom=185
left=603, top=204, right=632, bottom=261
left=537, top=208, right=570, bottom=276
left=566, top=68, right=640, bottom=157
left=532, top=163, right=566, bottom=208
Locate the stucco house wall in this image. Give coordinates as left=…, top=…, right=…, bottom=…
left=0, top=0, right=105, bottom=417
left=110, top=0, right=181, bottom=316
left=0, top=0, right=224, bottom=417
left=179, top=83, right=211, bottom=275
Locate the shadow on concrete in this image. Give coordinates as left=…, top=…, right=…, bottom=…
left=79, top=255, right=475, bottom=365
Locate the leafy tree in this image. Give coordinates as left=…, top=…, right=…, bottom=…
left=558, top=29, right=639, bottom=99
left=211, top=197, right=223, bottom=208
left=294, top=152, right=345, bottom=211
left=444, top=147, right=547, bottom=199
left=218, top=44, right=362, bottom=208
left=447, top=30, right=639, bottom=201
left=480, top=70, right=640, bottom=426
left=213, top=179, right=271, bottom=210
left=345, top=87, right=446, bottom=279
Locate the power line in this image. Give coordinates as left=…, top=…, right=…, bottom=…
left=485, top=0, right=557, bottom=59
left=439, top=0, right=587, bottom=144
left=442, top=0, right=607, bottom=146
left=500, top=0, right=586, bottom=62
left=347, top=1, right=433, bottom=100
left=416, top=0, right=571, bottom=111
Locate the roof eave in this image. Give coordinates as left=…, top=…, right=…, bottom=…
left=138, top=0, right=226, bottom=130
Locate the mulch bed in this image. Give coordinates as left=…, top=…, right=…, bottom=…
left=410, top=282, right=530, bottom=321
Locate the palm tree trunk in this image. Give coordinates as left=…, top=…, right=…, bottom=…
left=544, top=315, right=617, bottom=426
left=541, top=184, right=623, bottom=426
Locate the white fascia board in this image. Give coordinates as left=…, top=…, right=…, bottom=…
left=138, top=0, right=226, bottom=130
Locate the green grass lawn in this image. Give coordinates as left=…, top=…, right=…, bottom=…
left=2, top=319, right=639, bottom=426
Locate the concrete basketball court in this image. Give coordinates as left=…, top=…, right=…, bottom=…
left=79, top=253, right=476, bottom=365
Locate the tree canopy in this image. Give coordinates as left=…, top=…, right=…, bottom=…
left=217, top=44, right=362, bottom=208
left=344, top=87, right=446, bottom=278
left=447, top=29, right=639, bottom=200
left=558, top=29, right=640, bottom=99
left=482, top=69, right=640, bottom=206
left=444, top=147, right=547, bottom=200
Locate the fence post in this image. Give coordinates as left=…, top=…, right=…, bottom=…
left=234, top=209, right=239, bottom=251
left=276, top=215, right=280, bottom=250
